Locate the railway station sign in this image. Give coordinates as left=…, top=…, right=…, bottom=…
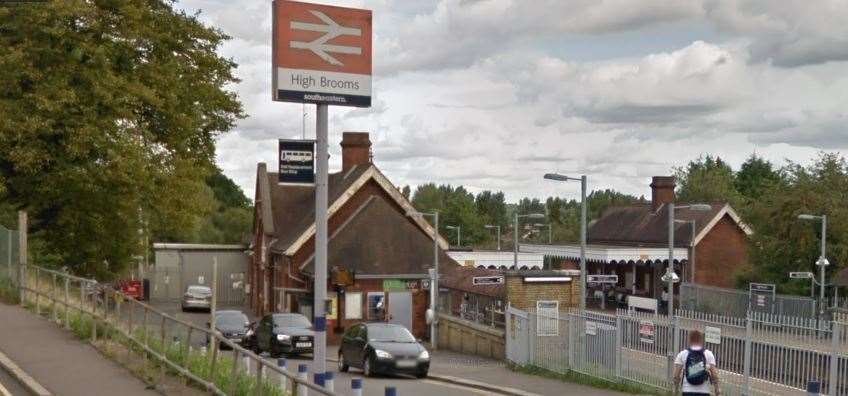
left=473, top=275, right=504, bottom=286
left=749, top=282, right=776, bottom=313
left=790, top=272, right=813, bottom=279
left=587, top=274, right=618, bottom=284
left=278, top=139, right=315, bottom=184
left=272, top=0, right=372, bottom=107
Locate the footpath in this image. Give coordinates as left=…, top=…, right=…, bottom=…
left=0, top=303, right=158, bottom=396
left=425, top=349, right=629, bottom=396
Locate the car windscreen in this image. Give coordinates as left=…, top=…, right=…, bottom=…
left=187, top=286, right=211, bottom=295
left=215, top=312, right=248, bottom=327
left=272, top=315, right=311, bottom=329
left=368, top=325, right=415, bottom=343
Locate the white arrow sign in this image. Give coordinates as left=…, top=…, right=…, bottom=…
left=790, top=272, right=814, bottom=279
left=290, top=10, right=362, bottom=66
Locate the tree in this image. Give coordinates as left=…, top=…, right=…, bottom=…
left=0, top=1, right=243, bottom=276
left=675, top=155, right=742, bottom=206
left=735, top=154, right=783, bottom=202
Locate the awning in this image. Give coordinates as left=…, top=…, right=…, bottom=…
left=520, top=243, right=688, bottom=266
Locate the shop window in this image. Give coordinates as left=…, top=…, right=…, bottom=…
left=367, top=292, right=385, bottom=320
left=345, top=292, right=362, bottom=320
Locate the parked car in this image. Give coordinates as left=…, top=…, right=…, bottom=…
left=253, top=313, right=314, bottom=357
left=207, top=310, right=250, bottom=349
left=180, top=285, right=212, bottom=312
left=338, top=323, right=429, bottom=378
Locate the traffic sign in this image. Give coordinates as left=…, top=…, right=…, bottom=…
left=472, top=276, right=504, bottom=286
left=272, top=0, right=372, bottom=107
left=587, top=275, right=618, bottom=284
left=790, top=272, right=814, bottom=279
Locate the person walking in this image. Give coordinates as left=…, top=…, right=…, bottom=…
left=673, top=330, right=721, bottom=396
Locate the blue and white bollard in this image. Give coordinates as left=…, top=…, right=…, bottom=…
left=313, top=372, right=325, bottom=387
left=385, top=386, right=397, bottom=396
left=351, top=378, right=363, bottom=396
left=277, top=358, right=287, bottom=393
left=324, top=371, right=334, bottom=391
left=807, top=380, right=821, bottom=396
left=297, top=364, right=308, bottom=396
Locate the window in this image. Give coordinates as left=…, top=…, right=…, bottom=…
left=367, top=292, right=385, bottom=320
left=345, top=292, right=362, bottom=319
left=536, top=300, right=559, bottom=336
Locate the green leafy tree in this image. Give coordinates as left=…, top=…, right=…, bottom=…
left=735, top=154, right=783, bottom=202
left=675, top=155, right=742, bottom=206
left=0, top=1, right=243, bottom=276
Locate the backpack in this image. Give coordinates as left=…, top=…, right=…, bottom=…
left=684, top=348, right=710, bottom=385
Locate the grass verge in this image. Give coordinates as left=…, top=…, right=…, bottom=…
left=510, top=364, right=668, bottom=395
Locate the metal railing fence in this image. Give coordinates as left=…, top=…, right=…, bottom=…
left=680, top=282, right=818, bottom=318
left=507, top=306, right=848, bottom=396
left=18, top=264, right=343, bottom=396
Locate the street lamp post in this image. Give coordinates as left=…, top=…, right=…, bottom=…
left=675, top=219, right=696, bottom=283
left=799, top=214, right=829, bottom=318
left=514, top=213, right=545, bottom=268
left=485, top=225, right=501, bottom=251
left=666, top=203, right=711, bottom=317
left=446, top=225, right=461, bottom=247
left=408, top=210, right=440, bottom=349
left=544, top=173, right=587, bottom=311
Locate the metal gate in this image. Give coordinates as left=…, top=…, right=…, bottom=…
left=388, top=291, right=413, bottom=331
left=505, top=306, right=529, bottom=365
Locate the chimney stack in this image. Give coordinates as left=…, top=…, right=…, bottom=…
left=650, top=176, right=676, bottom=212
left=340, top=132, right=372, bottom=171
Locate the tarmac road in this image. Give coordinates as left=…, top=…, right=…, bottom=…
left=0, top=367, right=28, bottom=396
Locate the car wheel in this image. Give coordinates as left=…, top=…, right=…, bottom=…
left=363, top=354, right=374, bottom=377
left=416, top=370, right=428, bottom=379
left=338, top=352, right=349, bottom=372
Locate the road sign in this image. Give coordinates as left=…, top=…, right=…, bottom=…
left=473, top=276, right=504, bottom=286
left=790, top=272, right=814, bottom=279
left=278, top=139, right=315, bottom=184
left=587, top=274, right=618, bottom=284
left=272, top=0, right=372, bottom=107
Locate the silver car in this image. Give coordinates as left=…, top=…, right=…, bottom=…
left=181, top=285, right=212, bottom=312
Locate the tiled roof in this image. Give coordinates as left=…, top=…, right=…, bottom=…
left=588, top=203, right=727, bottom=247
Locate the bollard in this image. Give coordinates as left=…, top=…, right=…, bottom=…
left=243, top=354, right=251, bottom=373
left=351, top=378, right=363, bottom=396
left=807, top=380, right=821, bottom=396
left=313, top=372, right=325, bottom=387
left=297, top=364, right=308, bottom=396
left=385, top=386, right=397, bottom=396
left=324, top=371, right=334, bottom=392
left=277, top=358, right=287, bottom=393
left=200, top=345, right=207, bottom=357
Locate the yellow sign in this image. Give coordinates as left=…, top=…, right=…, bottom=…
left=327, top=296, right=338, bottom=320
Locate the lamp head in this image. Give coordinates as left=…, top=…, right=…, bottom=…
left=543, top=173, right=570, bottom=182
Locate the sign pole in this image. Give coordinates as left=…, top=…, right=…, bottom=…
left=313, top=103, right=329, bottom=385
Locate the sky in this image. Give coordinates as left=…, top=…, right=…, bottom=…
left=177, top=0, right=848, bottom=202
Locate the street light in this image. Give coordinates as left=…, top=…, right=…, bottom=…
left=544, top=173, right=587, bottom=311
left=407, top=210, right=440, bottom=350
left=514, top=213, right=545, bottom=269
left=534, top=223, right=552, bottom=244
left=798, top=213, right=829, bottom=318
left=667, top=203, right=711, bottom=317
left=445, top=225, right=461, bottom=247
left=485, top=225, right=501, bottom=251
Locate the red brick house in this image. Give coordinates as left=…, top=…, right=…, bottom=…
left=249, top=132, right=457, bottom=342
left=522, top=176, right=752, bottom=304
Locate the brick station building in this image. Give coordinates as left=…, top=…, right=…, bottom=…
left=248, top=132, right=458, bottom=343
left=523, top=176, right=753, bottom=307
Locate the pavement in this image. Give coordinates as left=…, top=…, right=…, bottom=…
left=0, top=303, right=158, bottom=396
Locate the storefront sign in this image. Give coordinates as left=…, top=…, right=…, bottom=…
left=272, top=0, right=372, bottom=107
left=278, top=139, right=315, bottom=184
left=382, top=279, right=406, bottom=291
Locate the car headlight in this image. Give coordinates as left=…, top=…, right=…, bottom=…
left=374, top=349, right=393, bottom=359
left=419, top=350, right=430, bottom=360
left=276, top=334, right=291, bottom=342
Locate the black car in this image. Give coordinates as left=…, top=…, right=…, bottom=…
left=207, top=310, right=250, bottom=349
left=253, top=313, right=314, bottom=357
left=338, top=323, right=429, bottom=378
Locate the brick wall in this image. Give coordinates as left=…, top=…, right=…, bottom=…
left=694, top=214, right=750, bottom=288
left=437, top=313, right=505, bottom=360
left=505, top=274, right=581, bottom=311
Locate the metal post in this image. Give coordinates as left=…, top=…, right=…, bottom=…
left=431, top=211, right=439, bottom=350
left=209, top=257, right=218, bottom=367
left=513, top=212, right=518, bottom=268
left=667, top=202, right=675, bottom=317
left=18, top=211, right=26, bottom=305
left=296, top=363, right=308, bottom=396
left=579, top=175, right=587, bottom=312
left=324, top=371, right=334, bottom=391
left=313, top=102, right=329, bottom=384
left=51, top=273, right=58, bottom=322
left=35, top=267, right=40, bottom=315
left=64, top=277, right=70, bottom=330
left=278, top=358, right=287, bottom=393
left=229, top=349, right=239, bottom=396
left=828, top=321, right=840, bottom=395
left=819, top=215, right=827, bottom=318
left=744, top=313, right=752, bottom=395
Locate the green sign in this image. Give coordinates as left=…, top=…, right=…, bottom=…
left=382, top=279, right=406, bottom=291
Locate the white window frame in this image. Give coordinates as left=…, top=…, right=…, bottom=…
left=536, top=300, right=559, bottom=336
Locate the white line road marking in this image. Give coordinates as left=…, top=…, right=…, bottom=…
left=290, top=10, right=362, bottom=66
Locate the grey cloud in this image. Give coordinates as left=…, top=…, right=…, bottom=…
left=575, top=103, right=723, bottom=125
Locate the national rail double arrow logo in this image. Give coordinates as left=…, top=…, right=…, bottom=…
left=289, top=10, right=362, bottom=66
